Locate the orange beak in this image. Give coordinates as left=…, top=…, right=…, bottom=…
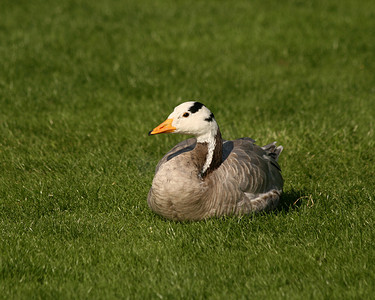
left=149, top=118, right=176, bottom=135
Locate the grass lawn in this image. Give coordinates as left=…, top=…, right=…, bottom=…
left=1, top=0, right=374, bottom=298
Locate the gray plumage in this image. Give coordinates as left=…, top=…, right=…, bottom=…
left=148, top=102, right=283, bottom=221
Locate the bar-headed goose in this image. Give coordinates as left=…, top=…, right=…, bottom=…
left=148, top=101, right=283, bottom=221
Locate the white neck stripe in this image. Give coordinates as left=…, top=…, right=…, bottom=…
left=196, top=121, right=218, bottom=174
left=201, top=135, right=216, bottom=174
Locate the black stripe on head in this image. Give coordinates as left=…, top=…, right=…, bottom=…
left=188, top=102, right=204, bottom=114
left=205, top=112, right=214, bottom=122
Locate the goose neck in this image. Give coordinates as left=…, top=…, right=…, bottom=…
left=193, top=128, right=223, bottom=178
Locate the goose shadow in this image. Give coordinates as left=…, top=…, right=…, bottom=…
left=275, top=189, right=307, bottom=213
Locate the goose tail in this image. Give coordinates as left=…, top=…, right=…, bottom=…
left=261, top=142, right=283, bottom=161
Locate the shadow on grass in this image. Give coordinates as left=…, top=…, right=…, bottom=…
left=275, top=189, right=307, bottom=214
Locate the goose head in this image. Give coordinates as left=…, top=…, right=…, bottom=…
left=149, top=101, right=218, bottom=143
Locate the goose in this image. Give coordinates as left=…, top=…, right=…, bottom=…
left=148, top=101, right=283, bottom=221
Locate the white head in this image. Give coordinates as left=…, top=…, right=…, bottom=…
left=149, top=101, right=218, bottom=143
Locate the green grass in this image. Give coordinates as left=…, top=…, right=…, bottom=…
left=1, top=0, right=374, bottom=298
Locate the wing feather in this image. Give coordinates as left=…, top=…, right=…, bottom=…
left=208, top=138, right=283, bottom=215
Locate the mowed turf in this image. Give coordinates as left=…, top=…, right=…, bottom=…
left=1, top=0, right=374, bottom=298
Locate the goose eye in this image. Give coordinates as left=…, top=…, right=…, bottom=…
left=182, top=112, right=190, bottom=118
